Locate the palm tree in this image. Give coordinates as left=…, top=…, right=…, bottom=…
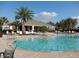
left=0, top=17, right=9, bottom=37
left=47, top=21, right=55, bottom=26
left=56, top=18, right=77, bottom=32
left=15, top=7, right=33, bottom=34
left=0, top=17, right=9, bottom=25
left=15, top=16, right=21, bottom=32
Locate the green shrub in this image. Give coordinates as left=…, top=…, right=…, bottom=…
left=40, top=26, right=48, bottom=32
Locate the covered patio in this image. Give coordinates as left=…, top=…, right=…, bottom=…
left=19, top=20, right=53, bottom=33
left=24, top=20, right=49, bottom=32
left=25, top=26, right=41, bottom=32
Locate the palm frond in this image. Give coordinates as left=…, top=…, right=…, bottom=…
left=15, top=7, right=34, bottom=23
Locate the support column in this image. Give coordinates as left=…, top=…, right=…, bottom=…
left=32, top=25, right=34, bottom=32
left=37, top=27, right=39, bottom=32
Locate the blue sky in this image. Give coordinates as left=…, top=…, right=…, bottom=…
left=0, top=1, right=79, bottom=25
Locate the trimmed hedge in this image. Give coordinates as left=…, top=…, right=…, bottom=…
left=40, top=26, right=48, bottom=32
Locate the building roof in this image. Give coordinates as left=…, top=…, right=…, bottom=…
left=24, top=20, right=53, bottom=27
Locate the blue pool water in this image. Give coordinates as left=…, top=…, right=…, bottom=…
left=15, top=34, right=79, bottom=51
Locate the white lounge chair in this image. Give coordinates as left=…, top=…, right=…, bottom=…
left=25, top=31, right=30, bottom=34
left=69, top=31, right=71, bottom=33
left=17, top=31, right=19, bottom=34
left=6, top=31, right=9, bottom=34
left=12, top=31, right=14, bottom=34
left=55, top=30, right=57, bottom=33
left=19, top=31, right=22, bottom=35
left=72, top=31, right=75, bottom=33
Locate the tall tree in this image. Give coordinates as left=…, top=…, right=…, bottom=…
left=15, top=7, right=33, bottom=33
left=55, top=18, right=77, bottom=31
left=63, top=18, right=77, bottom=30
left=55, top=22, right=60, bottom=30
left=0, top=17, right=9, bottom=25
left=0, top=17, right=9, bottom=34
left=15, top=16, right=21, bottom=31
left=47, top=21, right=55, bottom=26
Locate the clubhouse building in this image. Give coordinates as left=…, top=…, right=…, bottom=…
left=2, top=20, right=55, bottom=34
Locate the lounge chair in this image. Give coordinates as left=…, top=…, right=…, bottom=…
left=0, top=52, right=4, bottom=57
left=30, top=31, right=37, bottom=34
left=72, top=31, right=75, bottom=33
left=12, top=31, right=15, bottom=34
left=6, top=31, right=9, bottom=34
left=17, top=31, right=19, bottom=34
left=0, top=49, right=15, bottom=58
left=25, top=31, right=37, bottom=35
left=19, top=31, right=22, bottom=35
left=3, top=49, right=15, bottom=58
left=25, top=31, right=30, bottom=34
left=0, top=39, right=16, bottom=58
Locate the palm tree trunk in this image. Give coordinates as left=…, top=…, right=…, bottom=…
left=17, top=26, right=18, bottom=31
left=22, top=22, right=25, bottom=34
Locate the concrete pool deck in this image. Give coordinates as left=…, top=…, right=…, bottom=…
left=0, top=34, right=79, bottom=58
left=14, top=48, right=79, bottom=58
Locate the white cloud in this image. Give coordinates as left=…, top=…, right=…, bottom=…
left=71, top=16, right=79, bottom=27
left=40, top=12, right=57, bottom=17
left=34, top=11, right=58, bottom=18
left=34, top=11, right=58, bottom=23
left=71, top=16, right=79, bottom=19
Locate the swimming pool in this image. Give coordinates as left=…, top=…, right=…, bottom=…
left=15, top=34, right=79, bottom=51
